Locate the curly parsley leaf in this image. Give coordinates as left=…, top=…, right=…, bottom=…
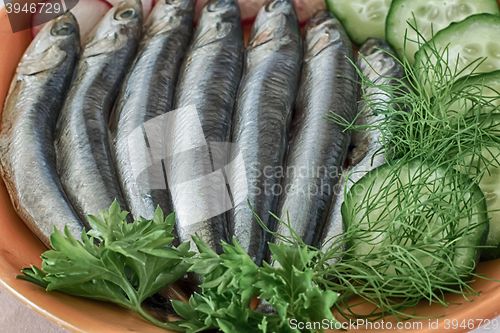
left=172, top=237, right=339, bottom=333
left=19, top=203, right=339, bottom=332
left=18, top=201, right=193, bottom=330
left=257, top=243, right=339, bottom=327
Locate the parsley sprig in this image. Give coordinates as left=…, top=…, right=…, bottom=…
left=19, top=202, right=192, bottom=331
left=18, top=203, right=339, bottom=332
left=172, top=237, right=339, bottom=333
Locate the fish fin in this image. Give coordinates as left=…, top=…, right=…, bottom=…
left=193, top=22, right=233, bottom=48
left=17, top=47, right=67, bottom=76
left=306, top=31, right=340, bottom=59
left=250, top=28, right=274, bottom=48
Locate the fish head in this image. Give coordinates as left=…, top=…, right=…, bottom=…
left=18, top=12, right=80, bottom=75
left=249, top=0, right=299, bottom=48
left=304, top=11, right=345, bottom=59
left=358, top=39, right=402, bottom=79
left=86, top=0, right=143, bottom=49
left=163, top=0, right=195, bottom=8
left=146, top=0, right=195, bottom=34
left=193, top=0, right=241, bottom=48
left=150, top=0, right=195, bottom=20
left=25, top=12, right=79, bottom=57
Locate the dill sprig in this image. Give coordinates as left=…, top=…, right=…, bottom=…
left=336, top=52, right=500, bottom=165
left=316, top=161, right=487, bottom=319
left=324, top=36, right=500, bottom=319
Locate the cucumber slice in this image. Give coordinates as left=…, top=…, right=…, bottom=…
left=477, top=147, right=500, bottom=259
left=387, top=0, right=500, bottom=62
left=415, top=14, right=500, bottom=82
left=450, top=70, right=500, bottom=117
left=457, top=144, right=500, bottom=261
left=342, top=160, right=488, bottom=276
left=326, top=0, right=393, bottom=44
left=454, top=113, right=500, bottom=259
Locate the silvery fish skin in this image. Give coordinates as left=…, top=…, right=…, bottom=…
left=276, top=11, right=358, bottom=246
left=320, top=38, right=404, bottom=250
left=55, top=0, right=143, bottom=220
left=228, top=0, right=302, bottom=264
left=348, top=39, right=403, bottom=167
left=111, top=0, right=195, bottom=220
left=169, top=0, right=243, bottom=251
left=0, top=13, right=82, bottom=246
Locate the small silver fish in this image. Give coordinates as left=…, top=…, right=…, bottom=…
left=228, top=0, right=302, bottom=264
left=168, top=0, right=243, bottom=252
left=319, top=38, right=404, bottom=251
left=0, top=13, right=82, bottom=246
left=111, top=0, right=195, bottom=220
left=55, top=0, right=143, bottom=220
left=276, top=11, right=358, bottom=247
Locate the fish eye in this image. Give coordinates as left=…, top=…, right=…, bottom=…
left=265, top=0, right=286, bottom=12
left=165, top=0, right=178, bottom=4
left=51, top=22, right=73, bottom=36
left=115, top=8, right=136, bottom=20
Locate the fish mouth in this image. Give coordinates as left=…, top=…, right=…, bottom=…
left=113, top=0, right=143, bottom=21
left=50, top=12, right=78, bottom=37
